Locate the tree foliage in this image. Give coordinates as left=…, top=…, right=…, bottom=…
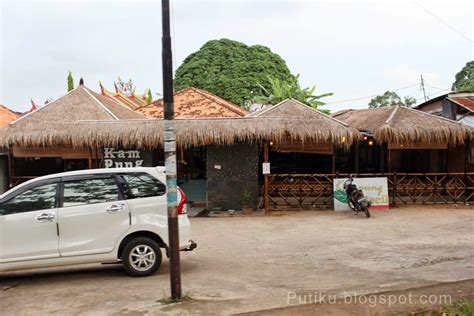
left=67, top=71, right=74, bottom=92
left=146, top=89, right=153, bottom=104
left=174, top=39, right=295, bottom=107
left=368, top=91, right=416, bottom=108
left=253, top=75, right=333, bottom=113
left=452, top=61, right=474, bottom=92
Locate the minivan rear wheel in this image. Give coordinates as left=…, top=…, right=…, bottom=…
left=122, top=237, right=162, bottom=277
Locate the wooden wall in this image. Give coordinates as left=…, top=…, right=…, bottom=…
left=12, top=146, right=100, bottom=159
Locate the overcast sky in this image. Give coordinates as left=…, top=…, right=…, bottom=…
left=1, top=0, right=473, bottom=112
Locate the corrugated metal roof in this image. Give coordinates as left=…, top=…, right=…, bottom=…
left=448, top=97, right=474, bottom=112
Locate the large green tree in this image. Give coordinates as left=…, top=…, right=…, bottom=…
left=67, top=71, right=74, bottom=92
left=452, top=61, right=474, bottom=92
left=174, top=39, right=295, bottom=107
left=254, top=75, right=333, bottom=113
left=368, top=91, right=416, bottom=108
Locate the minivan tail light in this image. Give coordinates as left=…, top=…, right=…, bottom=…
left=177, top=188, right=187, bottom=215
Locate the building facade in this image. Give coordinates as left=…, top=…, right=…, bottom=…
left=416, top=92, right=474, bottom=127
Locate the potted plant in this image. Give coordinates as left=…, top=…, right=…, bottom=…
left=241, top=190, right=253, bottom=215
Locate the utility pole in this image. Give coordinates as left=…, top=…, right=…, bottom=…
left=420, top=75, right=428, bottom=102
left=162, top=0, right=181, bottom=300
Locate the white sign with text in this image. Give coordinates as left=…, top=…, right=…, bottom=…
left=103, top=147, right=144, bottom=168
left=333, top=177, right=389, bottom=211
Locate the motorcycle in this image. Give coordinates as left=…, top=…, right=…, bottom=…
left=343, top=176, right=371, bottom=218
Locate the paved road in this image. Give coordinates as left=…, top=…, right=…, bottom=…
left=1, top=208, right=473, bottom=315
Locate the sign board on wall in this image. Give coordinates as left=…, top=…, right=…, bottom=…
left=262, top=163, right=271, bottom=174
left=103, top=147, right=144, bottom=168
left=333, top=177, right=389, bottom=211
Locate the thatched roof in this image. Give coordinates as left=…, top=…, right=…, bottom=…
left=332, top=106, right=472, bottom=145
left=251, top=99, right=348, bottom=124
left=138, top=87, right=248, bottom=118
left=8, top=84, right=145, bottom=125
left=0, top=98, right=358, bottom=149
left=0, top=104, right=20, bottom=128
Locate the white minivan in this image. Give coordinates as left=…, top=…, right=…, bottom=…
left=0, top=167, right=196, bottom=277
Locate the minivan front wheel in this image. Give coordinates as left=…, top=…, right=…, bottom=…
left=122, top=237, right=162, bottom=277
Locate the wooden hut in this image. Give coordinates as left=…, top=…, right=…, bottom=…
left=248, top=99, right=359, bottom=211
left=415, top=92, right=474, bottom=127
left=0, top=83, right=145, bottom=187
left=0, top=92, right=358, bottom=210
left=251, top=99, right=355, bottom=173
left=332, top=106, right=473, bottom=206
left=0, top=105, right=21, bottom=193
left=332, top=106, right=471, bottom=173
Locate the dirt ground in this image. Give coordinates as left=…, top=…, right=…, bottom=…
left=1, top=207, right=473, bottom=315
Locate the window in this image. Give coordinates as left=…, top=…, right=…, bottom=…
left=63, top=177, right=119, bottom=207
left=0, top=183, right=57, bottom=215
left=119, top=173, right=166, bottom=199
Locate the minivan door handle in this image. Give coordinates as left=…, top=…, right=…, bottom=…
left=106, top=203, right=125, bottom=214
left=36, top=212, right=55, bottom=222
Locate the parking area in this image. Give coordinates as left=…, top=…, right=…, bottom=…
left=1, top=207, right=473, bottom=315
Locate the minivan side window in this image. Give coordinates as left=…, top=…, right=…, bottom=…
left=63, top=177, right=119, bottom=207
left=0, top=183, right=57, bottom=215
left=119, top=173, right=166, bottom=199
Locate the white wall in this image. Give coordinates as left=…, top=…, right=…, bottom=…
left=458, top=115, right=474, bottom=127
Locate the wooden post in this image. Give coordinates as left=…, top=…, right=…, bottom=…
left=332, top=146, right=336, bottom=174
left=445, top=148, right=449, bottom=172
left=464, top=140, right=469, bottom=173
left=380, top=143, right=385, bottom=174
left=264, top=141, right=269, bottom=215
left=162, top=0, right=181, bottom=300
left=388, top=147, right=392, bottom=173
left=464, top=139, right=470, bottom=204
left=392, top=170, right=397, bottom=206
left=7, top=147, right=13, bottom=188
left=354, top=143, right=360, bottom=174
left=95, top=146, right=99, bottom=168
left=88, top=148, right=93, bottom=169
left=94, top=146, right=99, bottom=168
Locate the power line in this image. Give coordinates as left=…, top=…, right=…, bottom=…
left=424, top=83, right=450, bottom=91
left=414, top=2, right=474, bottom=44
left=325, top=81, right=450, bottom=106
left=327, top=83, right=419, bottom=104
left=405, top=88, right=451, bottom=103
left=325, top=83, right=419, bottom=104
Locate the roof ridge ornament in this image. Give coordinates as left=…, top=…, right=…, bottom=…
left=116, top=77, right=135, bottom=96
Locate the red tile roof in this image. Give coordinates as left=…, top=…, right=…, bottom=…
left=0, top=104, right=20, bottom=127
left=137, top=87, right=248, bottom=118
